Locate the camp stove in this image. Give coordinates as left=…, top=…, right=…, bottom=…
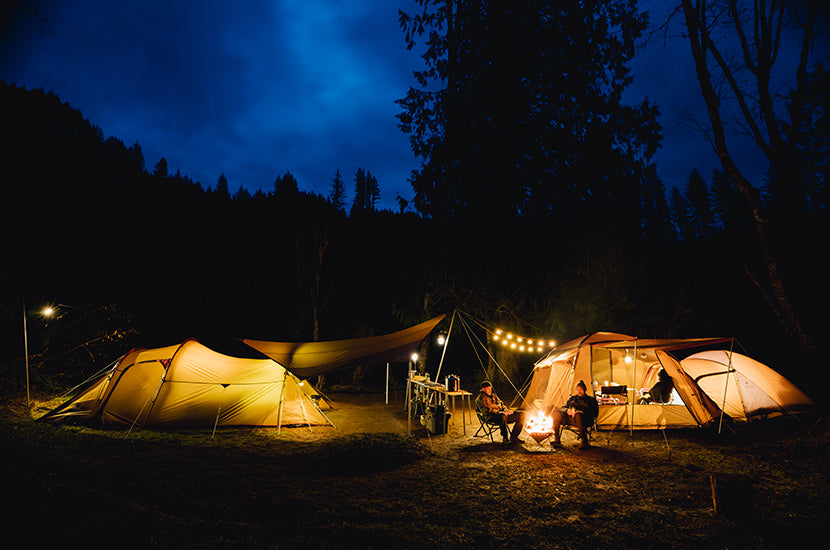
left=523, top=411, right=557, bottom=452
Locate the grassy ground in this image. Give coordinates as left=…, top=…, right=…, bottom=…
left=2, top=393, right=828, bottom=549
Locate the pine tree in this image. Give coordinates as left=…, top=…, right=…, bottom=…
left=330, top=169, right=346, bottom=212
left=152, top=157, right=168, bottom=179
left=215, top=173, right=230, bottom=200
left=685, top=169, right=715, bottom=239
left=670, top=187, right=693, bottom=242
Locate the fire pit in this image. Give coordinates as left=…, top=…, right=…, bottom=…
left=523, top=411, right=557, bottom=452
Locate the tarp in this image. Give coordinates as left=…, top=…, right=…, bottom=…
left=40, top=339, right=332, bottom=428
left=243, top=315, right=446, bottom=378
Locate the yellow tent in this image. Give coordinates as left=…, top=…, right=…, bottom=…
left=40, top=339, right=331, bottom=429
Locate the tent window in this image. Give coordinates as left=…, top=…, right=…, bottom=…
left=592, top=348, right=613, bottom=388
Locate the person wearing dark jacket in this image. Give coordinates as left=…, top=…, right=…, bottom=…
left=649, top=369, right=674, bottom=403
left=551, top=380, right=598, bottom=449
left=475, top=381, right=524, bottom=445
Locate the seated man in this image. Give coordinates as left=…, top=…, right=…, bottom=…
left=475, top=380, right=524, bottom=445
left=551, top=380, right=598, bottom=449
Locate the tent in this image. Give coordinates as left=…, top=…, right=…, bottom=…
left=40, top=339, right=332, bottom=429
left=41, top=315, right=446, bottom=430
left=521, top=332, right=736, bottom=430
left=681, top=350, right=814, bottom=422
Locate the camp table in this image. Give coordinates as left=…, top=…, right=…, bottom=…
left=407, top=377, right=473, bottom=435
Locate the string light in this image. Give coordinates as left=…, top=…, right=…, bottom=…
left=491, top=328, right=556, bottom=354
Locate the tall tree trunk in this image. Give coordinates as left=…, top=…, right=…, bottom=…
left=680, top=0, right=812, bottom=349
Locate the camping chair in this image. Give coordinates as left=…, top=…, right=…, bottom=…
left=473, top=403, right=503, bottom=443
left=560, top=415, right=596, bottom=444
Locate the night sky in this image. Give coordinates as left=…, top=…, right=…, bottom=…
left=1, top=1, right=783, bottom=211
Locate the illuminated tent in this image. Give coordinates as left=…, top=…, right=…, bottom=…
left=521, top=333, right=734, bottom=430
left=40, top=339, right=333, bottom=429
left=242, top=315, right=445, bottom=377
left=41, top=316, right=445, bottom=430
left=681, top=350, right=814, bottom=422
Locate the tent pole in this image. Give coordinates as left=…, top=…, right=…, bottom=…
left=211, top=384, right=229, bottom=439
left=277, top=371, right=287, bottom=435
left=717, top=339, right=735, bottom=434
left=385, top=362, right=389, bottom=405
left=630, top=338, right=638, bottom=436
left=435, top=310, right=457, bottom=381
left=294, top=377, right=315, bottom=433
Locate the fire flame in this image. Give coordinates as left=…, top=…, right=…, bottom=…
left=525, top=410, right=553, bottom=434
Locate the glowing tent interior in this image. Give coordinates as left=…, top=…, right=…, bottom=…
left=520, top=333, right=813, bottom=430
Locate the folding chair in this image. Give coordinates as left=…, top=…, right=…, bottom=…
left=560, top=415, right=596, bottom=445
left=474, top=404, right=503, bottom=442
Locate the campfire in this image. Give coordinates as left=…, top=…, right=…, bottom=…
left=524, top=410, right=555, bottom=444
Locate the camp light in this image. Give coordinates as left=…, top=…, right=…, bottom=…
left=491, top=329, right=555, bottom=353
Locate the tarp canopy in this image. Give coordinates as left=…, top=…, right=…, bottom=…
left=681, top=350, right=814, bottom=422
left=243, top=315, right=445, bottom=378
left=40, top=339, right=332, bottom=428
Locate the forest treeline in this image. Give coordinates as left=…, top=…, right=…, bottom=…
left=1, top=1, right=827, bottom=392
left=0, top=80, right=824, bottom=391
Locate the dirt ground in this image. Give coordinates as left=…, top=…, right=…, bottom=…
left=8, top=389, right=829, bottom=548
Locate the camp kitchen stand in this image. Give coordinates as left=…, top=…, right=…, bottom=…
left=407, top=376, right=473, bottom=436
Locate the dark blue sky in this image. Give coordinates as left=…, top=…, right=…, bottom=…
left=1, top=1, right=779, bottom=211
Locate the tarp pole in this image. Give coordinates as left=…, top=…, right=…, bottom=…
left=407, top=360, right=412, bottom=436
left=630, top=338, right=638, bottom=436
left=385, top=362, right=389, bottom=404
left=718, top=338, right=735, bottom=434
left=435, top=310, right=456, bottom=381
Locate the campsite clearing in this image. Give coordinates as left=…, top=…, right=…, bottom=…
left=4, top=391, right=828, bottom=548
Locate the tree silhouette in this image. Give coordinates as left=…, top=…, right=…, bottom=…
left=678, top=0, right=822, bottom=348
left=214, top=172, right=230, bottom=200
left=686, top=168, right=715, bottom=239
left=397, top=0, right=660, bottom=229
left=350, top=167, right=379, bottom=215
left=329, top=169, right=347, bottom=212
left=152, top=157, right=168, bottom=179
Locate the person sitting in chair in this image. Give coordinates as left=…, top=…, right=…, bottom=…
left=551, top=380, right=598, bottom=449
left=475, top=380, right=524, bottom=445
left=648, top=369, right=674, bottom=404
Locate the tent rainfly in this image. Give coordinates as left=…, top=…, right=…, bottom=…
left=40, top=339, right=332, bottom=429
